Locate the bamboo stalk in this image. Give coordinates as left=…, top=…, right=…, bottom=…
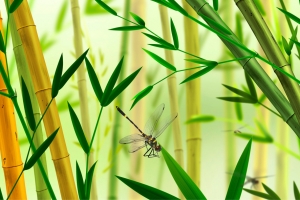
left=158, top=4, right=184, bottom=198
left=9, top=12, right=50, bottom=200
left=69, top=0, right=98, bottom=199
left=234, top=0, right=300, bottom=125
left=0, top=12, right=27, bottom=199
left=181, top=0, right=201, bottom=187
left=8, top=0, right=78, bottom=198
left=185, top=0, right=300, bottom=138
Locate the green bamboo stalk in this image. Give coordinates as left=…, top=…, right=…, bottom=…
left=234, top=0, right=300, bottom=125
left=69, top=0, right=98, bottom=199
left=107, top=0, right=131, bottom=199
left=186, top=0, right=300, bottom=138
left=158, top=4, right=184, bottom=199
left=9, top=12, right=50, bottom=200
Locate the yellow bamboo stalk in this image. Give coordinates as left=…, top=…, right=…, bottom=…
left=69, top=0, right=98, bottom=199
left=9, top=12, right=50, bottom=199
left=158, top=5, right=184, bottom=199
left=8, top=1, right=77, bottom=198
left=181, top=1, right=201, bottom=187
left=0, top=12, right=27, bottom=199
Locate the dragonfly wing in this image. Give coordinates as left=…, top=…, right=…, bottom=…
left=119, top=134, right=146, bottom=144
left=129, top=141, right=146, bottom=153
left=144, top=103, right=165, bottom=136
left=152, top=113, right=178, bottom=139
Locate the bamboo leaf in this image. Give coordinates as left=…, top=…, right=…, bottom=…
left=105, top=67, right=142, bottom=106
left=52, top=54, right=63, bottom=98
left=24, top=128, right=59, bottom=170
left=217, top=97, right=256, bottom=104
left=84, top=0, right=118, bottom=15
left=244, top=71, right=257, bottom=100
left=222, top=84, right=255, bottom=100
left=143, top=32, right=174, bottom=49
left=235, top=13, right=244, bottom=43
left=102, top=56, right=124, bottom=105
left=116, top=176, right=179, bottom=199
left=180, top=64, right=217, bottom=84
left=235, top=102, right=243, bottom=121
left=130, top=12, right=145, bottom=26
left=161, top=147, right=207, bottom=199
left=85, top=161, right=98, bottom=200
left=95, top=0, right=117, bottom=16
left=262, top=183, right=280, bottom=199
left=185, top=115, right=215, bottom=124
left=170, top=18, right=179, bottom=49
left=143, top=49, right=176, bottom=71
left=282, top=36, right=291, bottom=55
left=40, top=33, right=55, bottom=52
left=85, top=58, right=103, bottom=103
left=21, top=78, right=36, bottom=131
left=253, top=0, right=266, bottom=16
left=151, top=0, right=178, bottom=11
left=199, top=13, right=232, bottom=35
left=9, top=0, right=23, bottom=13
left=130, top=86, right=153, bottom=110
left=225, top=139, right=252, bottom=199
left=277, top=8, right=300, bottom=25
left=76, top=162, right=86, bottom=200
left=68, top=103, right=90, bottom=154
left=294, top=181, right=300, bottom=199
left=110, top=25, right=144, bottom=31
left=168, top=0, right=188, bottom=16
left=185, top=58, right=218, bottom=66
left=235, top=133, right=273, bottom=143
left=213, top=0, right=218, bottom=11
left=0, top=32, right=5, bottom=53
left=55, top=0, right=68, bottom=32
left=0, top=188, right=3, bottom=200
left=243, top=188, right=273, bottom=199
left=59, top=49, right=89, bottom=90
left=255, top=120, right=273, bottom=142
left=148, top=43, right=176, bottom=50
left=257, top=93, right=267, bottom=104
left=289, top=26, right=298, bottom=50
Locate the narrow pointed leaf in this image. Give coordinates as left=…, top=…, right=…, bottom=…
left=68, top=103, right=90, bottom=154
left=289, top=26, right=298, bottom=50
left=130, top=86, right=153, bottom=110
left=85, top=58, right=103, bottom=103
left=168, top=0, right=188, bottom=16
left=277, top=8, right=300, bottom=24
left=258, top=93, right=267, bottom=104
left=52, top=54, right=63, bottom=98
left=161, top=147, right=206, bottom=199
left=282, top=36, right=291, bottom=55
left=262, top=183, right=280, bottom=199
left=102, top=56, right=124, bottom=105
left=21, top=78, right=36, bottom=131
left=148, top=43, right=176, bottom=50
left=85, top=161, right=98, bottom=200
left=236, top=13, right=244, bottom=43
left=130, top=12, right=145, bottom=26
left=116, top=176, right=179, bottom=199
left=180, top=64, right=217, bottom=84
left=255, top=120, right=273, bottom=141
left=185, top=115, right=215, bottom=124
left=225, top=139, right=252, bottom=199
left=151, top=0, right=178, bottom=11
left=24, top=128, right=59, bottom=170
left=0, top=188, right=3, bottom=200
left=294, top=181, right=300, bottom=199
left=143, top=32, right=174, bottom=49
left=213, top=0, right=218, bottom=11
left=217, top=97, right=256, bottom=104
left=9, top=0, right=23, bottom=13
left=76, top=162, right=86, bottom=200
left=143, top=49, right=176, bottom=71
left=170, top=18, right=179, bottom=49
left=185, top=58, right=218, bottom=66
left=244, top=71, right=257, bottom=100
left=222, top=84, right=255, bottom=100
left=235, top=133, right=272, bottom=143
left=55, top=0, right=68, bottom=32
left=235, top=102, right=243, bottom=121
left=0, top=32, right=5, bottom=53
left=105, top=67, right=142, bottom=106
left=243, top=188, right=273, bottom=199
left=95, top=0, right=117, bottom=16
left=110, top=25, right=144, bottom=31
left=59, top=49, right=89, bottom=90
left=199, top=13, right=232, bottom=35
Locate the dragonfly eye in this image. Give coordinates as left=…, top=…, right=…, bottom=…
left=155, top=145, right=161, bottom=151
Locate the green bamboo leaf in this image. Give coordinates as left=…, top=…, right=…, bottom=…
left=151, top=0, right=178, bottom=11
left=282, top=36, right=291, bottom=55
left=95, top=0, right=117, bottom=16
left=143, top=49, right=176, bottom=71
left=244, top=71, right=257, bottom=100
left=180, top=64, right=217, bottom=84
left=9, top=0, right=23, bottom=13
left=289, top=26, right=298, bottom=50
left=222, top=84, right=255, bottom=100
left=199, top=13, right=232, bottom=35
left=68, top=103, right=90, bottom=154
left=148, top=43, right=176, bottom=50
left=85, top=0, right=118, bottom=15
left=170, top=18, right=179, bottom=49
left=21, top=78, right=36, bottom=131
left=110, top=25, right=144, bottom=31
left=255, top=120, right=273, bottom=142
left=257, top=93, right=267, bottom=104
left=55, top=0, right=68, bottom=32
left=76, top=161, right=86, bottom=200
left=52, top=54, right=63, bottom=98
left=168, top=0, right=188, bottom=16
left=59, top=49, right=89, bottom=90
left=0, top=188, right=3, bottom=200
left=235, top=102, right=243, bottom=121
left=277, top=8, right=300, bottom=25
left=105, top=67, right=142, bottom=106
left=0, top=32, right=5, bottom=53
left=24, top=128, right=59, bottom=170
left=262, top=183, right=280, bottom=199
left=213, top=0, right=218, bottom=11
left=85, top=161, right=98, bottom=200
left=185, top=115, right=215, bottom=124
left=85, top=58, right=103, bottom=103
left=185, top=58, right=218, bottom=66
left=294, top=181, right=300, bottom=199
left=40, top=33, right=56, bottom=52
left=116, top=176, right=179, bottom=199
left=253, top=0, right=266, bottom=16
left=235, top=133, right=272, bottom=143
left=143, top=32, right=174, bottom=49
left=243, top=188, right=273, bottom=199
left=161, top=147, right=206, bottom=199
left=130, top=86, right=153, bottom=110
left=102, top=56, right=124, bottom=105
left=235, top=13, right=244, bottom=43
left=225, top=139, right=252, bottom=199
left=217, top=97, right=256, bottom=104
left=130, top=12, right=145, bottom=26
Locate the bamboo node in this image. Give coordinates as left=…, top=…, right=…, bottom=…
left=17, top=24, right=36, bottom=32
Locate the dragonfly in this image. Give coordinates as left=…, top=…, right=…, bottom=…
left=223, top=125, right=247, bottom=134
left=227, top=172, right=273, bottom=189
left=117, top=103, right=178, bottom=158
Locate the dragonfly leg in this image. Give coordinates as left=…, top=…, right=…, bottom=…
left=143, top=146, right=152, bottom=157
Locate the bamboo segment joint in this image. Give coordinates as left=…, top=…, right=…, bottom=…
left=185, top=0, right=207, bottom=13
left=52, top=154, right=70, bottom=161
left=2, top=162, right=23, bottom=168
left=186, top=137, right=202, bottom=142
left=17, top=24, right=36, bottom=32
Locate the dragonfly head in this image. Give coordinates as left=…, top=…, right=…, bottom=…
left=155, top=145, right=161, bottom=152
